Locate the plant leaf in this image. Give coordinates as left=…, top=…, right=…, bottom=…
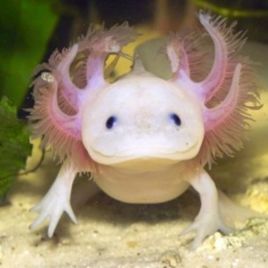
left=0, top=97, right=32, bottom=202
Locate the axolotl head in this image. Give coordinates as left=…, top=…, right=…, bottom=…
left=81, top=73, right=204, bottom=167
left=29, top=13, right=259, bottom=172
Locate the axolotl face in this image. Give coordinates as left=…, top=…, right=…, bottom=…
left=81, top=73, right=204, bottom=168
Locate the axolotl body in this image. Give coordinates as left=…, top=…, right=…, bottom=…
left=29, top=13, right=260, bottom=247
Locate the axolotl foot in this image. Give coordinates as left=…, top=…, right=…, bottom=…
left=181, top=170, right=257, bottom=249
left=30, top=163, right=77, bottom=237
left=180, top=204, right=232, bottom=249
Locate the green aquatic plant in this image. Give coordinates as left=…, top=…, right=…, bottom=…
left=193, top=0, right=268, bottom=18
left=0, top=0, right=57, bottom=105
left=0, top=97, right=32, bottom=202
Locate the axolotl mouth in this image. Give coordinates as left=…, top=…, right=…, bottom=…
left=86, top=132, right=202, bottom=167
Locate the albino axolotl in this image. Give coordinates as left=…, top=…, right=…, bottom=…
left=29, top=13, right=260, bottom=248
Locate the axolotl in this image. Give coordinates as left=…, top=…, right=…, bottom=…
left=29, top=13, right=260, bottom=247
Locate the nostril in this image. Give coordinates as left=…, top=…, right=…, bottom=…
left=169, top=113, right=181, bottom=127
left=106, top=116, right=117, bottom=129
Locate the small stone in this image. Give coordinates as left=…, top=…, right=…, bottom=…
left=231, top=258, right=240, bottom=267
left=60, top=238, right=71, bottom=245
left=126, top=240, right=138, bottom=248
left=160, top=250, right=182, bottom=268
left=201, top=232, right=245, bottom=251
left=207, top=255, right=214, bottom=260
left=41, top=72, right=54, bottom=83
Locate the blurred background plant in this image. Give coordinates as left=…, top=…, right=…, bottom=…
left=0, top=0, right=58, bottom=106
left=0, top=0, right=57, bottom=201
left=0, top=98, right=32, bottom=202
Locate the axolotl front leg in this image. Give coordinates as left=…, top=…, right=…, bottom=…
left=31, top=162, right=77, bottom=237
left=182, top=169, right=231, bottom=248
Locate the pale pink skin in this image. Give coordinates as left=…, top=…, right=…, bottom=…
left=29, top=13, right=260, bottom=248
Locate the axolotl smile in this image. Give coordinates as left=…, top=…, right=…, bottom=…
left=82, top=73, right=204, bottom=167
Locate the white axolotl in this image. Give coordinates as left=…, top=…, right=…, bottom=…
left=29, top=13, right=260, bottom=248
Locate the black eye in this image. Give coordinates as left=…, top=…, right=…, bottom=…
left=169, top=113, right=181, bottom=126
left=105, top=116, right=117, bottom=129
